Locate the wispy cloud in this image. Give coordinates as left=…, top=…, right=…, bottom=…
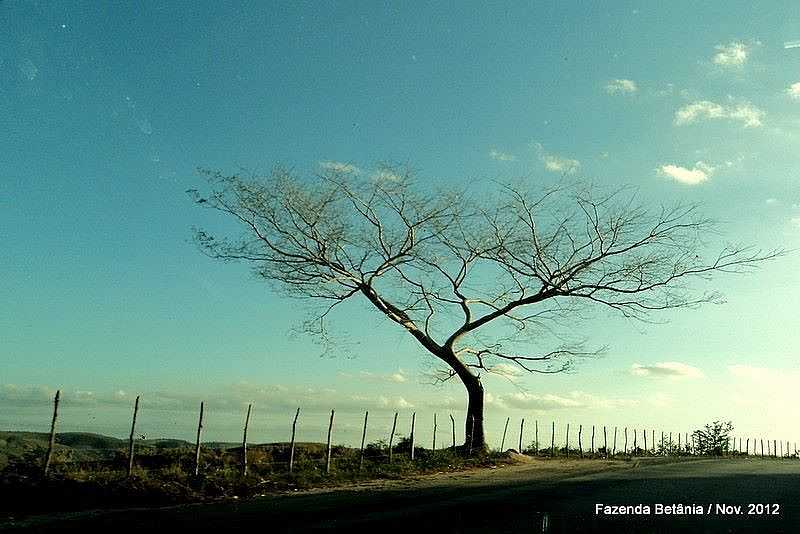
left=532, top=142, right=581, bottom=175
left=658, top=161, right=715, bottom=185
left=786, top=82, right=800, bottom=101
left=605, top=78, right=638, bottom=95
left=319, top=160, right=361, bottom=174
left=498, top=391, right=637, bottom=411
left=489, top=148, right=516, bottom=162
left=338, top=369, right=409, bottom=384
left=712, top=41, right=751, bottom=67
left=0, top=382, right=416, bottom=414
left=486, top=363, right=525, bottom=382
left=371, top=169, right=403, bottom=182
left=631, top=362, right=704, bottom=379
left=674, top=100, right=764, bottom=128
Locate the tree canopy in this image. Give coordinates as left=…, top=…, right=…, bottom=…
left=189, top=165, right=781, bottom=448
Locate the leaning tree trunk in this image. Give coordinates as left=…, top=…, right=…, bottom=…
left=463, top=373, right=486, bottom=452
left=438, top=348, right=487, bottom=452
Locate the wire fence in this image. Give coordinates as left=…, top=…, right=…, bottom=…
left=11, top=390, right=800, bottom=479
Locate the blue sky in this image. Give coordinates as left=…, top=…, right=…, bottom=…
left=2, top=1, right=800, bottom=448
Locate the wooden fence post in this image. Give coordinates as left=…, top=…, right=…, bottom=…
left=518, top=418, right=525, bottom=453
left=774, top=439, right=777, bottom=458
left=194, top=401, right=204, bottom=476
left=289, top=407, right=300, bottom=473
left=565, top=423, right=570, bottom=457
left=551, top=421, right=555, bottom=457
left=612, top=427, right=617, bottom=455
left=669, top=432, right=672, bottom=454
left=623, top=427, right=628, bottom=454
left=450, top=414, right=456, bottom=450
left=644, top=428, right=647, bottom=453
left=578, top=425, right=583, bottom=457
left=535, top=420, right=539, bottom=454
left=677, top=432, right=681, bottom=453
left=652, top=430, right=656, bottom=454
left=127, top=395, right=140, bottom=478
left=745, top=438, right=749, bottom=455
left=661, top=431, right=664, bottom=455
left=468, top=415, right=475, bottom=455
left=43, top=389, right=60, bottom=477
left=241, top=403, right=252, bottom=476
left=359, top=410, right=368, bottom=471
left=591, top=425, right=595, bottom=453
left=603, top=426, right=607, bottom=457
left=410, top=412, right=416, bottom=460
left=633, top=429, right=637, bottom=452
left=389, top=412, right=398, bottom=462
left=760, top=439, right=764, bottom=456
left=432, top=413, right=437, bottom=451
left=325, top=409, right=335, bottom=474
left=500, top=417, right=510, bottom=451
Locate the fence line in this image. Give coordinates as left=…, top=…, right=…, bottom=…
left=32, top=391, right=800, bottom=478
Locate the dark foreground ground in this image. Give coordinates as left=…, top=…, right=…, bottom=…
left=4, top=457, right=800, bottom=533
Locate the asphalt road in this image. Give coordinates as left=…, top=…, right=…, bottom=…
left=6, top=457, right=800, bottom=533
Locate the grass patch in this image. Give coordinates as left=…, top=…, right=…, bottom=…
left=0, top=437, right=508, bottom=519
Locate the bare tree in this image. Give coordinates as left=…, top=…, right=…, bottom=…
left=188, top=165, right=780, bottom=450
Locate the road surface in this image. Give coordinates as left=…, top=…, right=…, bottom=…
left=5, top=457, right=800, bottom=533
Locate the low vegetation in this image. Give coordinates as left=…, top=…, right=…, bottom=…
left=2, top=421, right=794, bottom=520
left=0, top=433, right=507, bottom=519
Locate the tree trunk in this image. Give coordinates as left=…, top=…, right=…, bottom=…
left=462, top=371, right=486, bottom=451
left=436, top=348, right=487, bottom=451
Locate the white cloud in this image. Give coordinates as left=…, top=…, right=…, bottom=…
left=497, top=391, right=637, bottom=412
left=489, top=148, right=516, bottom=161
left=658, top=161, right=715, bottom=185
left=765, top=198, right=779, bottom=205
left=338, top=369, right=409, bottom=384
left=543, top=154, right=581, bottom=174
left=786, top=82, right=800, bottom=100
left=378, top=395, right=414, bottom=409
left=486, top=363, right=525, bottom=381
left=726, top=104, right=765, bottom=128
left=605, top=79, right=638, bottom=95
left=712, top=41, right=750, bottom=66
left=532, top=142, right=580, bottom=174
left=630, top=362, right=704, bottom=379
left=319, top=160, right=361, bottom=174
left=0, top=384, right=58, bottom=406
left=674, top=100, right=764, bottom=128
left=423, top=396, right=465, bottom=411
left=0, top=382, right=423, bottom=415
left=387, top=371, right=408, bottom=383
left=502, top=392, right=581, bottom=410
left=371, top=169, right=403, bottom=182
left=791, top=217, right=800, bottom=229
